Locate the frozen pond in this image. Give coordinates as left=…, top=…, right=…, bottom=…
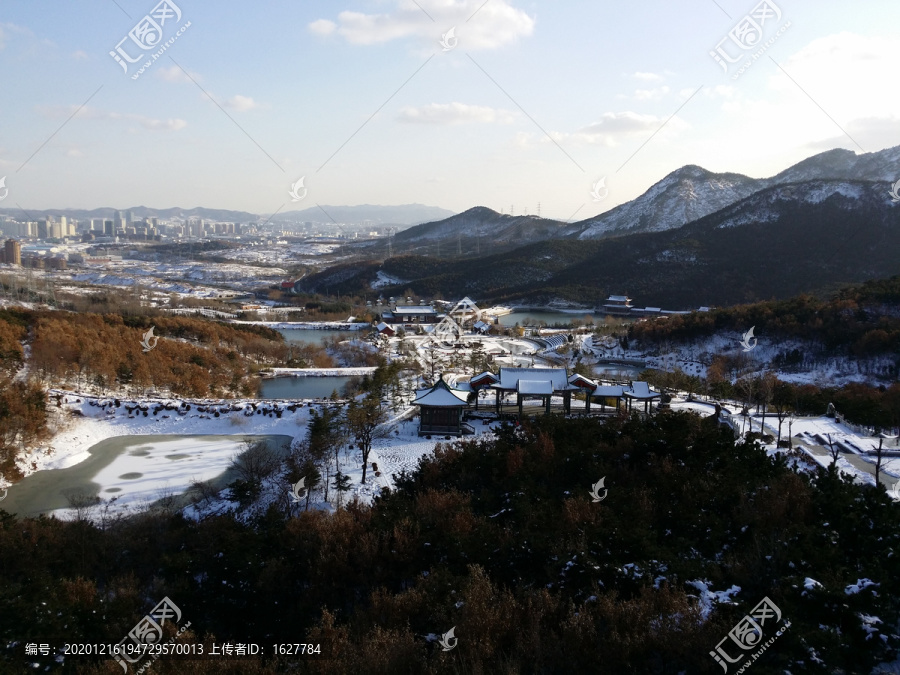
left=0, top=434, right=291, bottom=519
left=277, top=329, right=354, bottom=346
left=259, top=375, right=353, bottom=399
left=593, top=363, right=648, bottom=380
left=498, top=310, right=600, bottom=327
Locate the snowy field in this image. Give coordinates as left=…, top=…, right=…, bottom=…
left=4, top=389, right=500, bottom=520
left=204, top=242, right=338, bottom=266
left=3, top=377, right=896, bottom=522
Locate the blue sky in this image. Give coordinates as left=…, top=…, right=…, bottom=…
left=0, top=0, right=898, bottom=220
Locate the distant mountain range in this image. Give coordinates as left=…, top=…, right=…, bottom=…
left=0, top=205, right=261, bottom=223
left=300, top=145, right=900, bottom=307
left=0, top=203, right=455, bottom=227
left=269, top=203, right=455, bottom=227
left=568, top=145, right=900, bottom=240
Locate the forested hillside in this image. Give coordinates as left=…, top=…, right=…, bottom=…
left=631, top=276, right=900, bottom=358
left=2, top=414, right=898, bottom=673
left=306, top=180, right=900, bottom=308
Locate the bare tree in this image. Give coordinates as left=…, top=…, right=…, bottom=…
left=736, top=377, right=756, bottom=435
left=787, top=415, right=794, bottom=450
left=772, top=381, right=793, bottom=446
left=232, top=439, right=280, bottom=485
left=63, top=489, right=102, bottom=522
left=757, top=372, right=777, bottom=440
left=825, top=433, right=841, bottom=468
left=347, top=394, right=388, bottom=484
left=873, top=437, right=886, bottom=488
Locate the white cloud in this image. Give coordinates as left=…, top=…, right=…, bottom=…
left=224, top=95, right=260, bottom=112
left=37, top=105, right=187, bottom=132
left=398, top=102, right=515, bottom=125
left=633, top=71, right=662, bottom=81
left=156, top=65, right=198, bottom=83
left=558, top=111, right=689, bottom=146
left=633, top=86, right=670, bottom=101
left=769, top=33, right=900, bottom=129
left=134, top=116, right=187, bottom=131
left=309, top=19, right=336, bottom=36
left=0, top=22, right=32, bottom=50
left=309, top=0, right=534, bottom=50
left=71, top=50, right=89, bottom=60
left=705, top=33, right=900, bottom=159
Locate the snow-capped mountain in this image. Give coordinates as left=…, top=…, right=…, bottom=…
left=571, top=165, right=760, bottom=239
left=573, top=145, right=900, bottom=240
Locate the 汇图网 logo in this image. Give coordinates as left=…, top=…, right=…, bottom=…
left=710, top=596, right=789, bottom=672
left=440, top=27, right=458, bottom=51
left=438, top=627, right=457, bottom=651
left=110, top=0, right=190, bottom=80
left=590, top=177, right=608, bottom=202
left=589, top=477, right=607, bottom=502
left=290, top=477, right=307, bottom=503
left=289, top=177, right=307, bottom=202
left=113, top=596, right=189, bottom=672
left=140, top=326, right=159, bottom=352
left=740, top=326, right=757, bottom=352
left=709, top=0, right=790, bottom=80
left=889, top=179, right=900, bottom=203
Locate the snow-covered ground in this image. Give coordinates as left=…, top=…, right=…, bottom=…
left=231, top=320, right=368, bottom=330
left=4, top=389, right=500, bottom=521
left=204, top=242, right=338, bottom=266
left=583, top=330, right=895, bottom=387
left=371, top=270, right=407, bottom=289
left=264, top=367, right=377, bottom=377
left=5, top=382, right=896, bottom=524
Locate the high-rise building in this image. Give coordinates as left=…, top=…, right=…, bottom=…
left=50, top=221, right=63, bottom=239
left=104, top=220, right=114, bottom=236
left=38, top=219, right=49, bottom=239
left=3, top=239, right=21, bottom=266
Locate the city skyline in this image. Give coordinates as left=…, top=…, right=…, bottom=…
left=0, top=0, right=897, bottom=220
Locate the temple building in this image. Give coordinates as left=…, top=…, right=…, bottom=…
left=382, top=304, right=442, bottom=325
left=412, top=377, right=471, bottom=436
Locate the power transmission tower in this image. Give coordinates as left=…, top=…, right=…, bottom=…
left=537, top=202, right=541, bottom=218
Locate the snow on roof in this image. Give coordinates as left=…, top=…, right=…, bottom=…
left=624, top=381, right=660, bottom=399
left=568, top=373, right=598, bottom=389
left=470, top=371, right=499, bottom=386
left=413, top=379, right=470, bottom=407
left=376, top=322, right=392, bottom=332
left=495, top=367, right=569, bottom=391
left=593, top=385, right=625, bottom=397
left=607, top=295, right=630, bottom=302
left=391, top=305, right=437, bottom=314
left=517, top=380, right=554, bottom=395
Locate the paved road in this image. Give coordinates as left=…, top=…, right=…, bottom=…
left=747, top=415, right=894, bottom=486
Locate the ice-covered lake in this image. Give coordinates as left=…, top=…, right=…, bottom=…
left=1, top=434, right=292, bottom=519
left=258, top=375, right=353, bottom=399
